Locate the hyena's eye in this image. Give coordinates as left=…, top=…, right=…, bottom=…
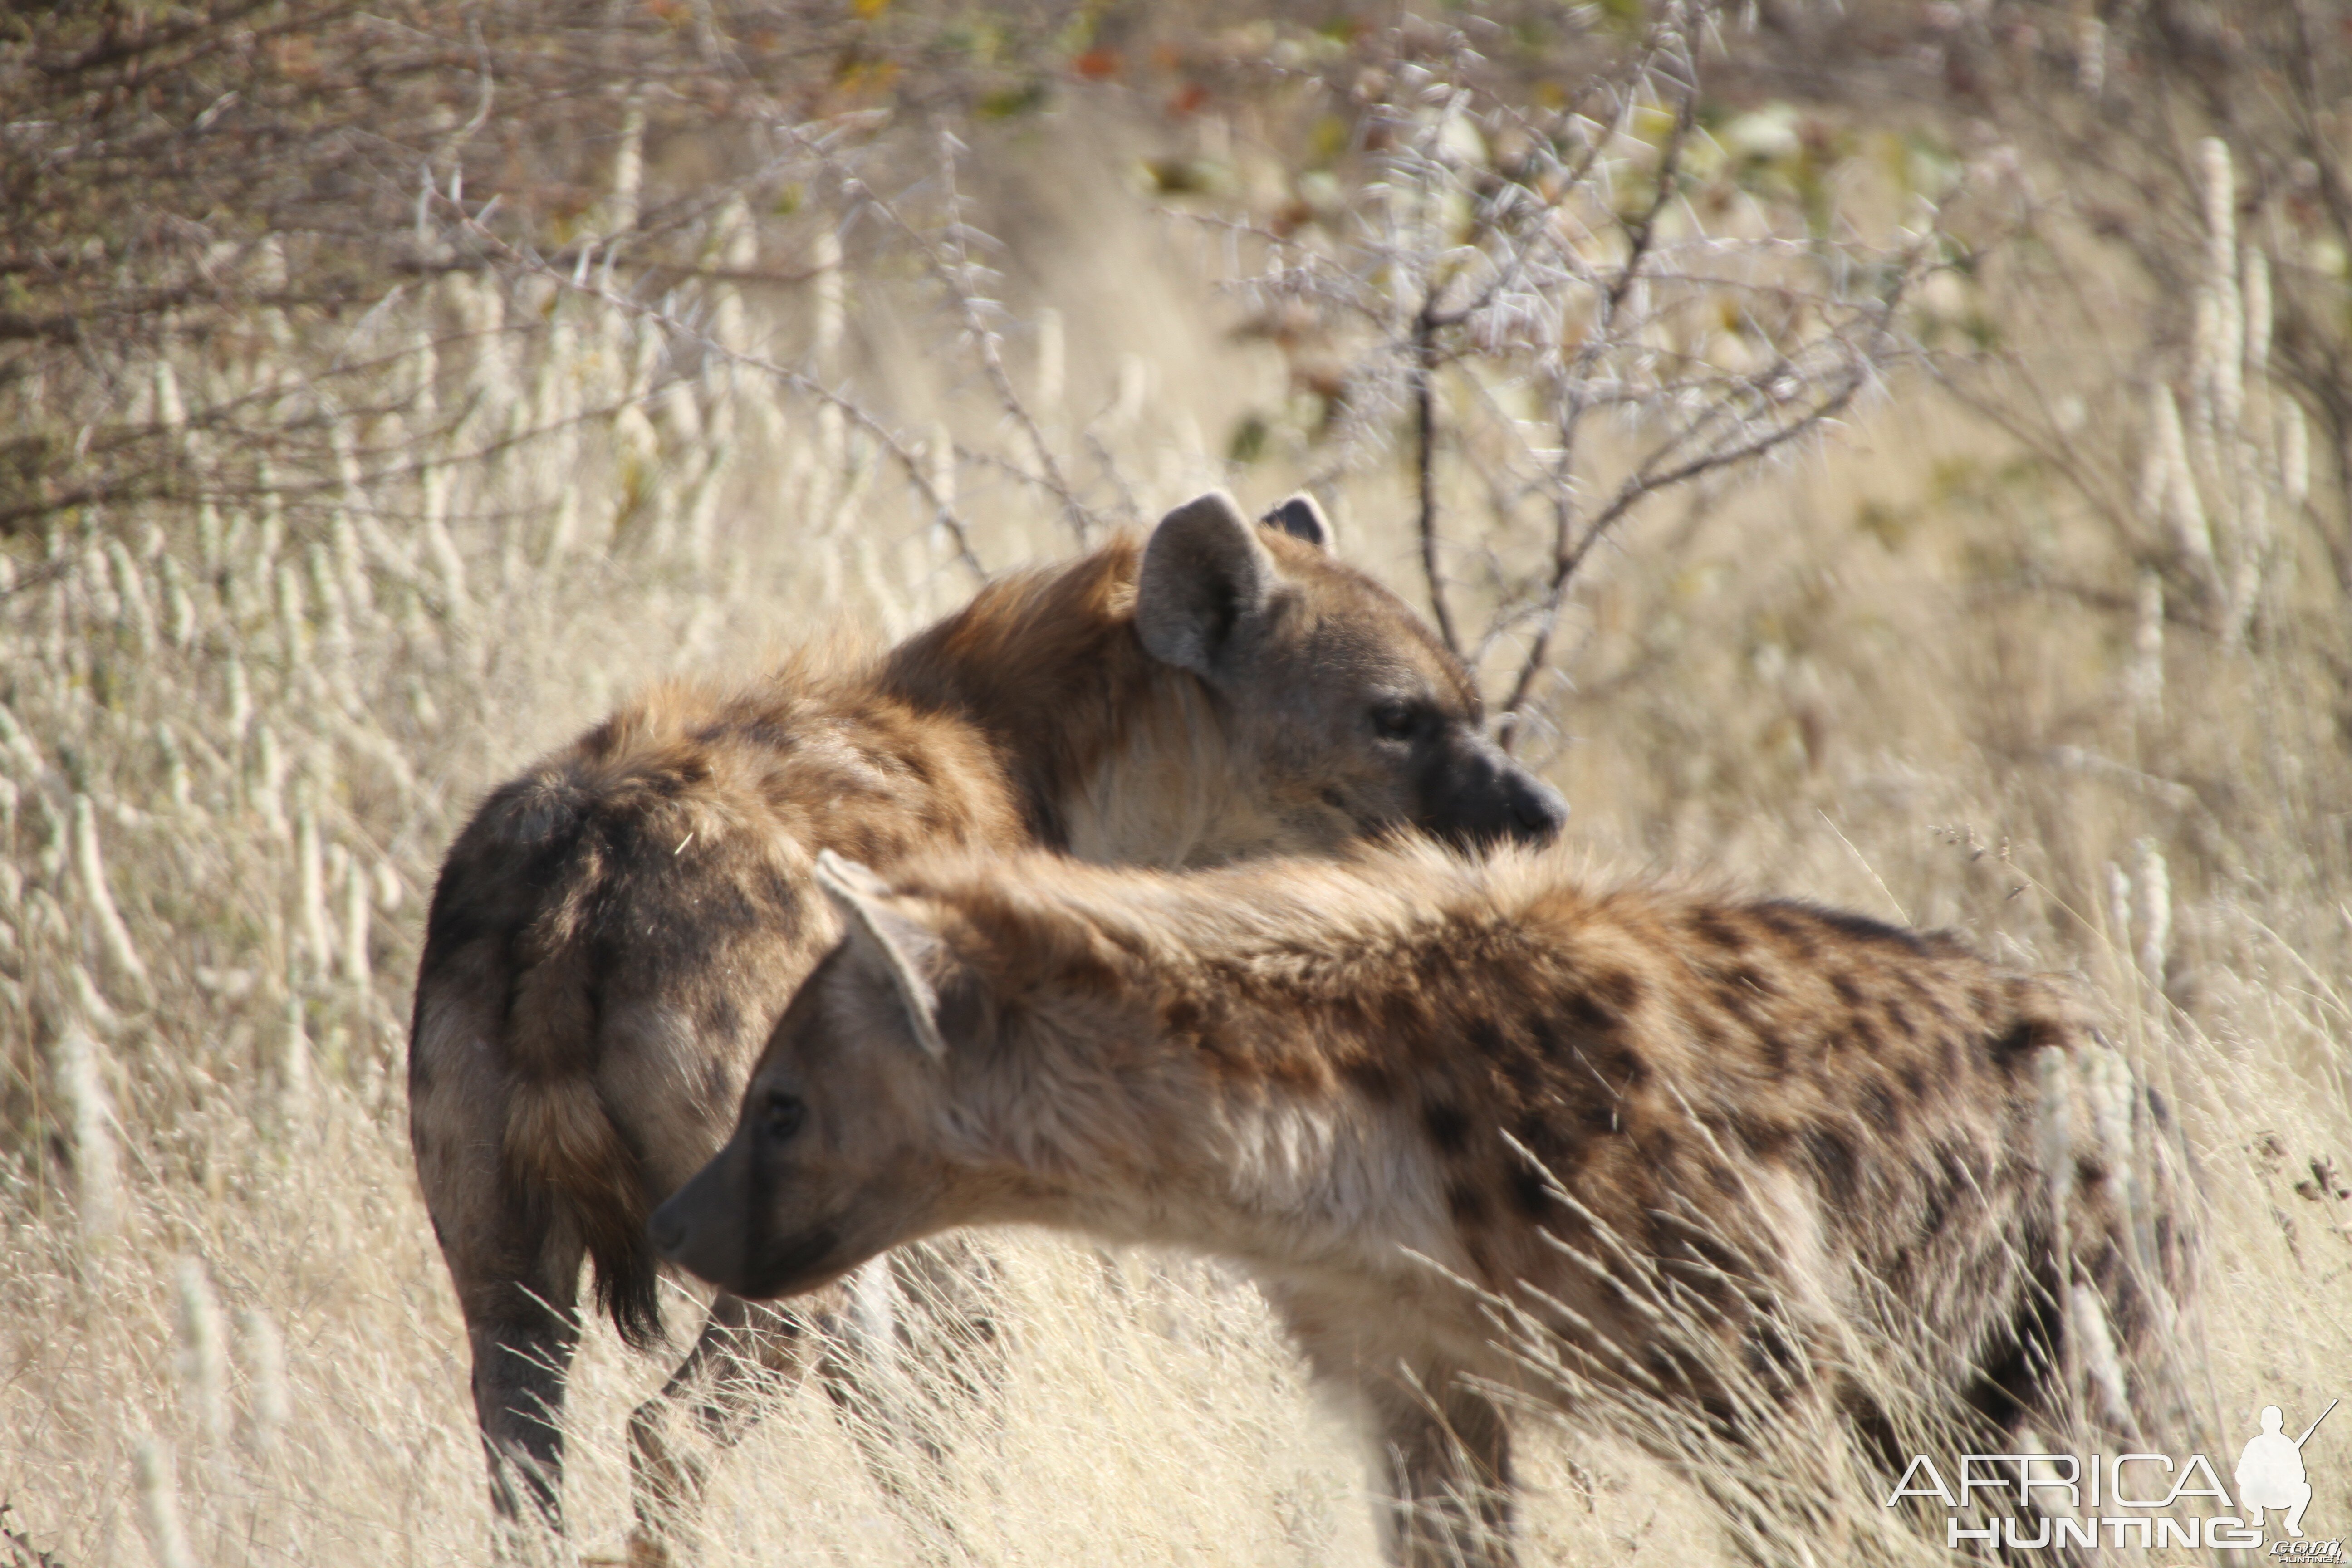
left=759, top=1091, right=807, bottom=1145
left=1370, top=700, right=1422, bottom=741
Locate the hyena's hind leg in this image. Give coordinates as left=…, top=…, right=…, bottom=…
left=625, top=1290, right=834, bottom=1568
left=414, top=1079, right=588, bottom=1556
left=1372, top=1376, right=1519, bottom=1568
left=467, top=1241, right=588, bottom=1560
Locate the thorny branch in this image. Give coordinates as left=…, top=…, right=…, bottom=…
left=1499, top=31, right=1704, bottom=730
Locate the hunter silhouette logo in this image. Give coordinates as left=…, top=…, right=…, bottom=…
left=1885, top=1394, right=2342, bottom=1552
left=2240, top=1399, right=2336, bottom=1539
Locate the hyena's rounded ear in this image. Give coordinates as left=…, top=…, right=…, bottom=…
left=814, top=848, right=892, bottom=899
left=812, top=850, right=947, bottom=1062
left=1136, top=490, right=1278, bottom=680
left=1259, top=493, right=1332, bottom=552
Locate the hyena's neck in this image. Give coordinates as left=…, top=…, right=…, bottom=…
left=960, top=939, right=1460, bottom=1280
left=877, top=536, right=1254, bottom=867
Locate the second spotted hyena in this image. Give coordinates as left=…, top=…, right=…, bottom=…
left=653, top=842, right=2194, bottom=1567
left=409, top=491, right=1566, bottom=1558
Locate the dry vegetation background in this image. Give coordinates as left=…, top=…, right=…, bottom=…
left=3, top=0, right=2349, bottom=1563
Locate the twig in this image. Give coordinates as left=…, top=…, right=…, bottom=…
left=1411, top=300, right=1461, bottom=657
left=838, top=130, right=1094, bottom=545
left=442, top=200, right=990, bottom=582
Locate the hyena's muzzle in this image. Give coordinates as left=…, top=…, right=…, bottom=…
left=1421, top=732, right=1567, bottom=848
left=647, top=1137, right=820, bottom=1302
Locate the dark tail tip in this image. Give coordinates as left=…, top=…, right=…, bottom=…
left=590, top=1217, right=668, bottom=1352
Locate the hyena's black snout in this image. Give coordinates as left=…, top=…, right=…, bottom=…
left=1425, top=736, right=1568, bottom=848
left=646, top=1196, right=690, bottom=1260
left=1502, top=765, right=1569, bottom=839
left=647, top=1148, right=746, bottom=1291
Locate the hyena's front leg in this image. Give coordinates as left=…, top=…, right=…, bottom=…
left=814, top=1238, right=1010, bottom=1562
left=626, top=1290, right=831, bottom=1568
left=628, top=1243, right=1005, bottom=1567
left=1373, top=1377, right=1520, bottom=1568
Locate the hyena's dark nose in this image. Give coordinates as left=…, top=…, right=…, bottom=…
left=1506, top=771, right=1569, bottom=841
left=1431, top=741, right=1568, bottom=848
left=647, top=1196, right=690, bottom=1262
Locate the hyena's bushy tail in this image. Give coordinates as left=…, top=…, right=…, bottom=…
left=503, top=821, right=670, bottom=1349
left=421, top=767, right=671, bottom=1349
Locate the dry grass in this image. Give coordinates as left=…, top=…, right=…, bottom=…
left=5, top=79, right=2351, bottom=1568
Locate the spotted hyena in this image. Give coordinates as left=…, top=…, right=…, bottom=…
left=652, top=841, right=2194, bottom=1567
left=408, top=491, right=1566, bottom=1558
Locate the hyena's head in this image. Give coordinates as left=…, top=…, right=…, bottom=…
left=1129, top=492, right=1566, bottom=857
left=648, top=854, right=969, bottom=1300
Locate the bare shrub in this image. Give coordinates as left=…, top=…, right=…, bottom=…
left=1144, top=6, right=1941, bottom=772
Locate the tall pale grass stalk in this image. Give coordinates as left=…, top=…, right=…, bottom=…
left=240, top=1309, right=289, bottom=1455
left=176, top=1256, right=231, bottom=1446
left=279, top=995, right=312, bottom=1117
left=2106, top=862, right=2133, bottom=964
left=812, top=228, right=845, bottom=371
left=54, top=1024, right=119, bottom=1242
left=2141, top=383, right=2214, bottom=577
left=294, top=804, right=332, bottom=985
left=2278, top=397, right=2309, bottom=506
left=2195, top=139, right=2242, bottom=438
left=132, top=1439, right=197, bottom=1568
left=2127, top=571, right=2162, bottom=718
left=71, top=795, right=148, bottom=998
left=2241, top=249, right=2271, bottom=378
left=251, top=725, right=286, bottom=841
left=2068, top=1284, right=2133, bottom=1433
left=2133, top=839, right=2171, bottom=989
left=607, top=98, right=647, bottom=238
left=341, top=852, right=371, bottom=989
